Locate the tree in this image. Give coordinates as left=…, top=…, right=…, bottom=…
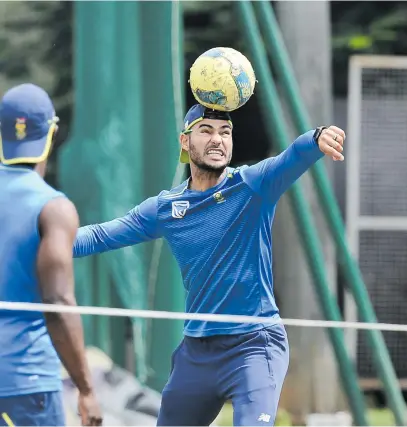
left=331, top=1, right=407, bottom=96
left=0, top=1, right=73, bottom=187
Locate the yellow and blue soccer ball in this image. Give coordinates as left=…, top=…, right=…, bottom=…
left=189, top=47, right=256, bottom=112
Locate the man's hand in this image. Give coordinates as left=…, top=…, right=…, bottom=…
left=317, top=126, right=345, bottom=162
left=78, top=391, right=103, bottom=426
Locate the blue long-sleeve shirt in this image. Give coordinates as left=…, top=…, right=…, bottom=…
left=74, top=130, right=323, bottom=337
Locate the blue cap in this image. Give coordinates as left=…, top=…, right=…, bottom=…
left=0, top=83, right=58, bottom=165
left=180, top=104, right=232, bottom=163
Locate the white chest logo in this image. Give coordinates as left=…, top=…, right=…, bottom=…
left=172, top=201, right=190, bottom=219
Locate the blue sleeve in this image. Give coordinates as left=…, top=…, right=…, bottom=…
left=73, top=196, right=161, bottom=258
left=241, top=130, right=323, bottom=203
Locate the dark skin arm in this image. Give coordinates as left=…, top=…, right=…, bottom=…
left=37, top=197, right=102, bottom=426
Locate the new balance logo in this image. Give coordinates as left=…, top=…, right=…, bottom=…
left=258, top=413, right=271, bottom=423
left=172, top=201, right=189, bottom=219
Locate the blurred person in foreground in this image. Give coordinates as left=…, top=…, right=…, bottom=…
left=0, top=84, right=102, bottom=427
left=73, top=104, right=345, bottom=426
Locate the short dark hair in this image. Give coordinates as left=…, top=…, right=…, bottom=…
left=203, top=108, right=232, bottom=123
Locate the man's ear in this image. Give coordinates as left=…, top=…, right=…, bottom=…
left=180, top=133, right=189, bottom=152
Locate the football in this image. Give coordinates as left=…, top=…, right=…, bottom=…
left=189, top=47, right=256, bottom=112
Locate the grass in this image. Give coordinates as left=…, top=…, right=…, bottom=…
left=215, top=404, right=396, bottom=426
left=215, top=404, right=292, bottom=426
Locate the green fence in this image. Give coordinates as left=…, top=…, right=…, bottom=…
left=59, top=0, right=185, bottom=387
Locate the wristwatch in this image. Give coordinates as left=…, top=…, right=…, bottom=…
left=313, top=126, right=328, bottom=145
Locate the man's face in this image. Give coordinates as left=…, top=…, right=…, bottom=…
left=181, top=118, right=233, bottom=172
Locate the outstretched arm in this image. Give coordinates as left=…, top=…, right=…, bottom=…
left=74, top=196, right=161, bottom=258
left=242, top=126, right=345, bottom=203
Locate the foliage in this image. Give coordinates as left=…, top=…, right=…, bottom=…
left=331, top=1, right=407, bottom=95
left=0, top=1, right=73, bottom=186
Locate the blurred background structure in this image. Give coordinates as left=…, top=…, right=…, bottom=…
left=2, top=1, right=407, bottom=425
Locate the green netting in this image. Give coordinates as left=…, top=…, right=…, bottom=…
left=59, top=0, right=184, bottom=387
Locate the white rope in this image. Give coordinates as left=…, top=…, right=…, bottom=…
left=2, top=300, right=407, bottom=332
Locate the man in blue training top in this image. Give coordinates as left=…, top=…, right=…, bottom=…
left=0, top=84, right=102, bottom=427
left=73, top=104, right=345, bottom=426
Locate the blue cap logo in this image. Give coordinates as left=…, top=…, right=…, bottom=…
left=15, top=118, right=27, bottom=140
